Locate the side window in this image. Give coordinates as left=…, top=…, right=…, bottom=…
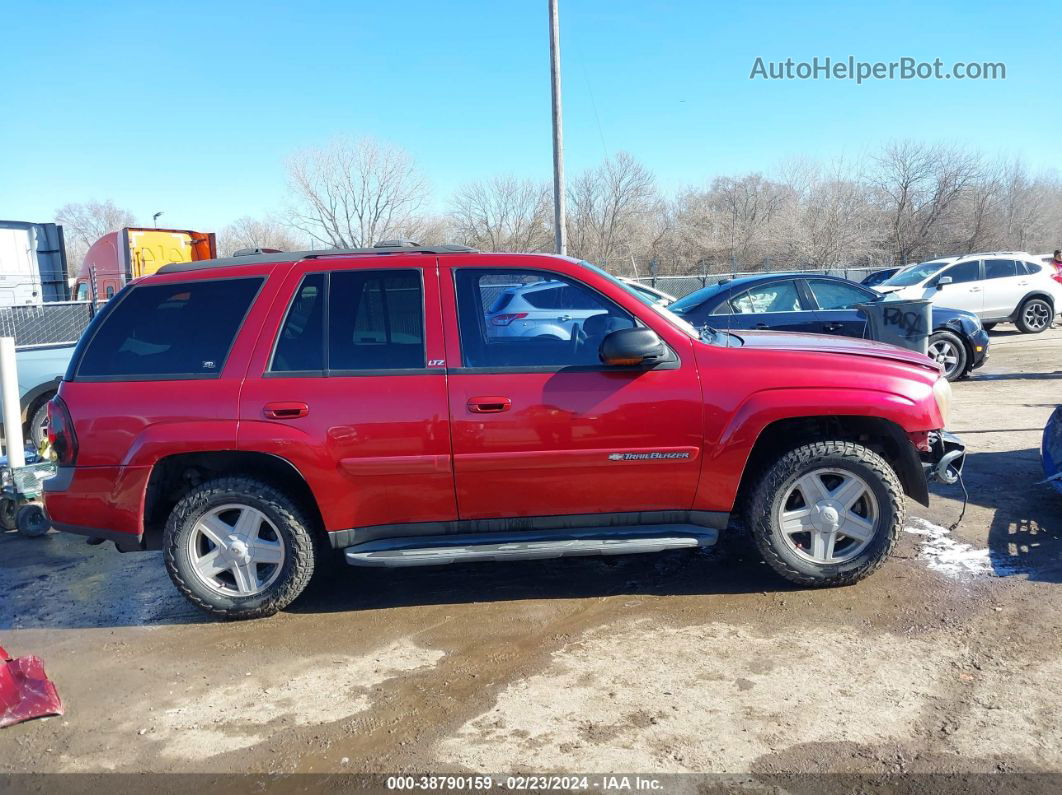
left=455, top=269, right=633, bottom=368
left=1024, top=262, right=1042, bottom=275
left=984, top=259, right=1018, bottom=279
left=730, top=281, right=802, bottom=314
left=77, top=278, right=262, bottom=379
left=271, top=273, right=325, bottom=373
left=943, top=260, right=980, bottom=284
left=807, top=279, right=872, bottom=310
left=75, top=283, right=89, bottom=301
left=329, top=270, right=425, bottom=371
left=105, top=285, right=115, bottom=299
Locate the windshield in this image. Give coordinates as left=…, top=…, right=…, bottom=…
left=580, top=262, right=699, bottom=339
left=882, top=260, right=950, bottom=287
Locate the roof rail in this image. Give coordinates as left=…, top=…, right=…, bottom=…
left=158, top=243, right=479, bottom=274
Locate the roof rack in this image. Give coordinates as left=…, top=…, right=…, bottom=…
left=157, top=242, right=479, bottom=274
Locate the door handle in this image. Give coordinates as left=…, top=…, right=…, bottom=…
left=823, top=323, right=844, bottom=332
left=969, top=287, right=981, bottom=292
left=263, top=402, right=309, bottom=419
left=557, top=314, right=572, bottom=322
left=754, top=323, right=769, bottom=329
left=467, top=396, right=512, bottom=414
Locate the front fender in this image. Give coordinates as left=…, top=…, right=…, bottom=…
left=696, top=386, right=940, bottom=512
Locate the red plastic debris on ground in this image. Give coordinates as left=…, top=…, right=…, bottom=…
left=0, top=645, right=63, bottom=728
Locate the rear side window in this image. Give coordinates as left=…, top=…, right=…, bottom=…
left=329, top=270, right=424, bottom=371
left=984, top=259, right=1018, bottom=279
left=270, top=269, right=425, bottom=374
left=77, top=277, right=262, bottom=379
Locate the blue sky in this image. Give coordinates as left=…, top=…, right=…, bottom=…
left=1, top=0, right=1059, bottom=231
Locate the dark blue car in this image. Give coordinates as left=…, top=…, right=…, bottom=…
left=669, top=273, right=989, bottom=381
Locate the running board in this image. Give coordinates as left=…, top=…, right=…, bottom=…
left=343, top=525, right=718, bottom=568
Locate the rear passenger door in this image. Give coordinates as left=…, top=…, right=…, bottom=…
left=238, top=260, right=457, bottom=539
left=981, top=258, right=1025, bottom=319
left=804, top=278, right=877, bottom=338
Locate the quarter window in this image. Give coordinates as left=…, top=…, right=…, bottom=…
left=77, top=277, right=262, bottom=379
left=455, top=269, right=633, bottom=368
left=272, top=274, right=325, bottom=372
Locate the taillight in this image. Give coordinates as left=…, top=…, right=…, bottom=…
left=1052, top=265, right=1062, bottom=285
left=47, top=396, right=78, bottom=466
left=490, top=312, right=528, bottom=326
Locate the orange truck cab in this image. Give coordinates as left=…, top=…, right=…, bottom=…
left=73, top=228, right=216, bottom=301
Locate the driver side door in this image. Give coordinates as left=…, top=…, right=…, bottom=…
left=931, top=259, right=984, bottom=315
left=441, top=262, right=704, bottom=521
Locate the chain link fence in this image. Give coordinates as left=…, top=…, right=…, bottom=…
left=1, top=301, right=95, bottom=348
left=632, top=267, right=881, bottom=299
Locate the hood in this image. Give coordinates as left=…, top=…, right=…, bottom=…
left=732, top=329, right=940, bottom=371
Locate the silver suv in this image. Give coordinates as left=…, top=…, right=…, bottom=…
left=484, top=279, right=609, bottom=339
left=878, top=251, right=1062, bottom=333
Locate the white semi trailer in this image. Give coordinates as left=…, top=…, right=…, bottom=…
left=0, top=221, right=70, bottom=306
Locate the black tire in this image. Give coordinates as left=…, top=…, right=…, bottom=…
left=1015, top=297, right=1053, bottom=334
left=982, top=322, right=997, bottom=331
left=27, top=399, right=51, bottom=449
left=927, top=330, right=968, bottom=382
left=16, top=503, right=50, bottom=537
left=164, top=476, right=318, bottom=620
left=745, top=441, right=904, bottom=587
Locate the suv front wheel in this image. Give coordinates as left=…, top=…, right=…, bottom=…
left=164, top=477, right=318, bottom=619
left=746, top=441, right=903, bottom=587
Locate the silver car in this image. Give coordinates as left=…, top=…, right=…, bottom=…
left=484, top=280, right=609, bottom=339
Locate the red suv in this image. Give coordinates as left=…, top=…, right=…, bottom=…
left=44, top=244, right=964, bottom=619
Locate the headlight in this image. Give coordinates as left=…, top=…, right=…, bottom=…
left=933, top=376, right=952, bottom=426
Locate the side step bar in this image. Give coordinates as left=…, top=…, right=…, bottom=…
left=343, top=525, right=718, bottom=568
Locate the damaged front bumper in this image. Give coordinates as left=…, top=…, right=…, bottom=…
left=921, top=430, right=966, bottom=485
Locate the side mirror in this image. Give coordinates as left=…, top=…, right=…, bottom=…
left=599, top=327, right=666, bottom=367
left=936, top=276, right=953, bottom=289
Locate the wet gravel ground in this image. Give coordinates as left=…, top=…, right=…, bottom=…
left=2, top=324, right=1061, bottom=782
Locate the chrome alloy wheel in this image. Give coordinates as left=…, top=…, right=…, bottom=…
left=778, top=469, right=879, bottom=564
left=186, top=504, right=285, bottom=596
left=928, top=338, right=961, bottom=378
left=1022, top=301, right=1051, bottom=331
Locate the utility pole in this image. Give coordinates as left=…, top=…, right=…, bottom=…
left=548, top=0, right=566, bottom=256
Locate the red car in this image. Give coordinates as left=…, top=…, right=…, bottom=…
left=44, top=244, right=964, bottom=619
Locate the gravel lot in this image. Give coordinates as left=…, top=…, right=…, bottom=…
left=2, top=325, right=1061, bottom=779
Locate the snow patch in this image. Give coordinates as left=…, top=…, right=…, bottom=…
left=903, top=517, right=1022, bottom=578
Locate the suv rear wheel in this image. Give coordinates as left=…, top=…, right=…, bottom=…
left=746, top=441, right=903, bottom=587
left=164, top=477, right=318, bottom=619
left=1015, top=297, right=1052, bottom=334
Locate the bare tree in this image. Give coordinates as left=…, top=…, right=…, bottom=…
left=449, top=176, right=552, bottom=252
left=286, top=137, right=429, bottom=248
left=778, top=158, right=880, bottom=267
left=216, top=215, right=305, bottom=256
left=55, top=199, right=135, bottom=266
left=869, top=141, right=984, bottom=263
left=566, top=152, right=660, bottom=269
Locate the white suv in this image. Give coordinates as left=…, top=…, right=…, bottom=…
left=877, top=252, right=1062, bottom=333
